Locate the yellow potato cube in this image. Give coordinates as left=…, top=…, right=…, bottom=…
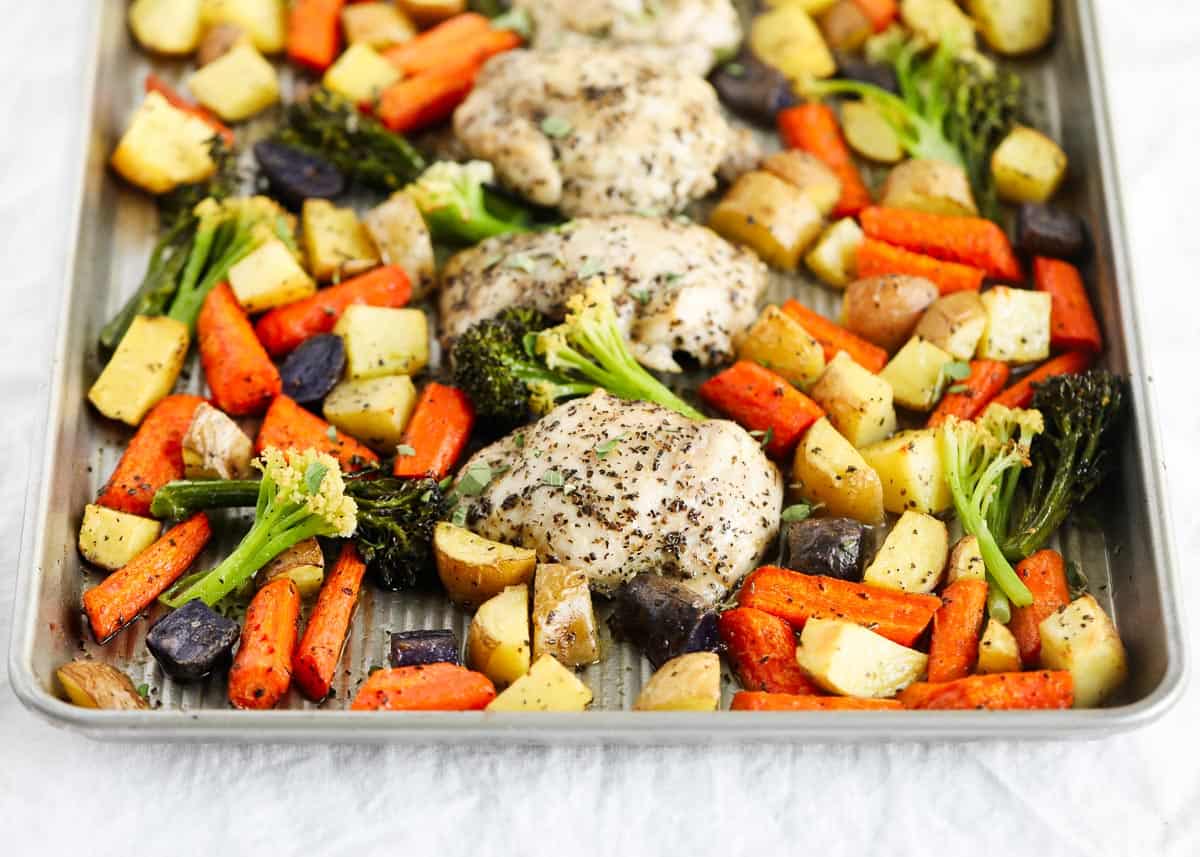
left=861, top=510, right=948, bottom=593
left=977, top=286, right=1051, bottom=364
left=880, top=336, right=954, bottom=411
left=363, top=192, right=436, bottom=299
left=342, top=2, right=417, bottom=48
left=792, top=417, right=885, bottom=524
left=302, top=199, right=380, bottom=282
left=109, top=92, right=217, bottom=195
left=797, top=618, right=927, bottom=698
left=88, top=315, right=189, bottom=426
left=467, top=584, right=531, bottom=687
left=860, top=428, right=952, bottom=515
left=334, top=305, right=429, bottom=380
left=805, top=218, right=864, bottom=289
left=976, top=618, right=1022, bottom=674
left=992, top=125, right=1068, bottom=204
left=187, top=42, right=279, bottom=121
left=736, top=305, right=826, bottom=389
left=968, top=0, right=1053, bottom=56
left=900, top=0, right=975, bottom=49
left=227, top=239, right=316, bottom=313
left=751, top=6, right=836, bottom=81
left=709, top=171, right=824, bottom=271
left=201, top=0, right=286, bottom=53
left=323, top=43, right=402, bottom=104
left=486, top=654, right=593, bottom=712
left=129, top=0, right=202, bottom=55
left=323, top=375, right=418, bottom=451
left=810, top=351, right=896, bottom=447
left=78, top=505, right=162, bottom=572
left=1038, top=595, right=1129, bottom=709
left=634, top=652, right=721, bottom=712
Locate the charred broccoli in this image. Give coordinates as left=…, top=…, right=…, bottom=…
left=404, top=160, right=533, bottom=244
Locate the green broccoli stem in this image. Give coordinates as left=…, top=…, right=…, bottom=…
left=150, top=479, right=261, bottom=519
left=985, top=578, right=1012, bottom=623
left=427, top=207, right=531, bottom=245
left=165, top=217, right=260, bottom=332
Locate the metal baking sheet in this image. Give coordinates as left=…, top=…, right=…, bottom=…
left=7, top=0, right=1187, bottom=741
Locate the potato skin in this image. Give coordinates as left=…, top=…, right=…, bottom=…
left=434, top=522, right=536, bottom=609
left=967, top=0, right=1053, bottom=56
left=841, top=275, right=939, bottom=353
left=880, top=159, right=978, bottom=217
left=761, top=150, right=842, bottom=217
left=532, top=564, right=600, bottom=668
left=57, top=661, right=148, bottom=710
left=913, top=291, right=987, bottom=360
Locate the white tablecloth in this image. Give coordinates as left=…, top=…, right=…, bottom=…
left=2, top=3, right=1197, bottom=854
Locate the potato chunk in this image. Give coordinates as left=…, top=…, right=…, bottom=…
left=129, top=0, right=202, bottom=55
left=182, top=401, right=254, bottom=479
left=78, top=505, right=161, bottom=572
left=1038, top=595, right=1128, bottom=708
left=532, top=564, right=600, bottom=668
left=976, top=618, right=1022, bottom=674
left=257, top=537, right=325, bottom=598
left=363, top=192, right=436, bottom=299
left=467, top=584, right=532, bottom=687
left=946, top=535, right=985, bottom=583
left=860, top=428, right=952, bottom=514
left=486, top=654, right=593, bottom=712
left=398, top=0, right=465, bottom=27
left=992, top=125, right=1068, bottom=204
left=709, top=171, right=824, bottom=271
left=751, top=6, right=836, bottom=81
left=323, top=375, right=418, bottom=451
left=914, top=291, right=987, bottom=360
left=323, top=43, right=401, bottom=103
left=634, top=652, right=721, bottom=711
left=805, top=218, right=863, bottom=289
left=792, top=417, right=885, bottom=524
left=433, top=522, right=536, bottom=608
left=880, top=336, right=954, bottom=411
left=841, top=101, right=903, bottom=164
left=342, top=2, right=417, bottom=48
left=797, top=618, right=927, bottom=698
left=334, top=305, right=428, bottom=380
left=302, top=200, right=380, bottom=282
left=736, top=305, right=826, bottom=389
left=810, top=352, right=896, bottom=448
left=110, top=92, right=217, bottom=194
left=861, top=510, right=948, bottom=593
left=977, top=286, right=1051, bottom=364
left=968, top=0, right=1053, bottom=56
left=900, top=0, right=976, bottom=49
left=57, top=660, right=148, bottom=710
left=880, top=159, right=978, bottom=217
left=761, top=150, right=842, bottom=216
left=187, top=42, right=279, bottom=121
left=88, top=315, right=189, bottom=426
left=227, top=239, right=316, bottom=313
left=200, top=0, right=286, bottom=53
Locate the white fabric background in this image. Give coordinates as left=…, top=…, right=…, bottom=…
left=2, top=2, right=1197, bottom=854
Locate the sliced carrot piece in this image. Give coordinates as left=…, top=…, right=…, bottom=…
left=228, top=578, right=301, bottom=710
left=731, top=692, right=903, bottom=711
left=256, top=395, right=379, bottom=472
left=780, top=298, right=888, bottom=373
left=900, top=671, right=1073, bottom=710
left=719, top=607, right=819, bottom=695
left=392, top=384, right=474, bottom=479
left=1008, top=549, right=1070, bottom=666
left=926, top=578, right=988, bottom=682
left=698, top=361, right=825, bottom=459
left=350, top=663, right=496, bottom=711
left=293, top=543, right=367, bottom=701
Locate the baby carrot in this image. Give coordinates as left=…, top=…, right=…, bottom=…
left=928, top=360, right=1010, bottom=427
left=293, top=543, right=367, bottom=701
left=1008, top=549, right=1070, bottom=666
left=926, top=578, right=988, bottom=682
left=198, top=282, right=281, bottom=416
left=228, top=578, right=301, bottom=710
left=256, top=395, right=379, bottom=472
left=287, top=0, right=345, bottom=72
left=850, top=0, right=898, bottom=32
left=777, top=104, right=872, bottom=218
left=350, top=663, right=496, bottom=711
left=731, top=692, right=903, bottom=711
left=780, top=298, right=888, bottom=372
left=698, top=361, right=825, bottom=459
left=991, top=351, right=1094, bottom=410
left=382, top=13, right=492, bottom=76
left=900, top=671, right=1074, bottom=710
left=856, top=238, right=985, bottom=296
left=1034, top=257, right=1103, bottom=354
left=392, top=384, right=475, bottom=479
left=860, top=206, right=1023, bottom=281
left=719, top=607, right=820, bottom=695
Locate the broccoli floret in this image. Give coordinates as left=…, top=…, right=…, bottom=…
left=1000, top=370, right=1124, bottom=560
left=451, top=307, right=595, bottom=430
left=938, top=404, right=1043, bottom=619
left=404, top=160, right=532, bottom=244
left=343, top=472, right=448, bottom=591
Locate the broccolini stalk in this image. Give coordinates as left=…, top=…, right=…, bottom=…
left=161, top=448, right=356, bottom=607
left=937, top=405, right=1043, bottom=615
left=405, top=160, right=532, bottom=244
left=150, top=479, right=260, bottom=519
left=536, top=282, right=705, bottom=420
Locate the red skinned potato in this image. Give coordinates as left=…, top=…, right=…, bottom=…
left=840, top=274, right=939, bottom=353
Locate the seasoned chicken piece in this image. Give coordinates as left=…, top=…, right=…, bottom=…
left=453, top=48, right=736, bottom=217
left=440, top=215, right=767, bottom=372
left=512, top=0, right=742, bottom=76
left=454, top=391, right=783, bottom=604
left=182, top=402, right=253, bottom=480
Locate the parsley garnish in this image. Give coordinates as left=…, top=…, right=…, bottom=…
left=456, top=462, right=494, bottom=496
left=514, top=433, right=525, bottom=448
left=542, top=469, right=565, bottom=487
left=540, top=116, right=572, bottom=138
left=504, top=254, right=536, bottom=273
left=942, top=360, right=972, bottom=382
left=303, top=461, right=329, bottom=495
left=136, top=683, right=150, bottom=700
left=325, top=425, right=338, bottom=441
left=780, top=503, right=813, bottom=523
left=947, top=383, right=969, bottom=394
left=395, top=444, right=416, bottom=457
left=594, top=434, right=626, bottom=459
left=629, top=288, right=651, bottom=305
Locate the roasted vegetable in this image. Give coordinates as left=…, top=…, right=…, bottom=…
left=797, top=617, right=928, bottom=698
left=390, top=629, right=461, bottom=667
left=253, top=140, right=345, bottom=209
left=78, top=504, right=162, bottom=572
left=967, top=0, right=1054, bottom=56
left=708, top=171, right=824, bottom=271
left=110, top=92, right=219, bottom=195
left=860, top=427, right=952, bottom=514
left=792, top=417, right=885, bottom=524
left=188, top=41, right=280, bottom=121
left=279, top=334, right=346, bottom=406
left=835, top=56, right=898, bottom=93
left=486, top=654, right=592, bottom=711
left=433, top=521, right=536, bottom=608
left=809, top=351, right=896, bottom=448
left=780, top=516, right=873, bottom=581
left=879, top=158, right=978, bottom=217
left=841, top=274, right=938, bottom=353
left=1038, top=594, right=1128, bottom=708
left=633, top=652, right=721, bottom=712
left=57, top=660, right=149, bottom=710
left=992, top=125, right=1068, bottom=204
left=182, top=401, right=254, bottom=480
left=607, top=573, right=720, bottom=668
left=335, top=305, right=428, bottom=379
left=146, top=599, right=240, bottom=681
left=709, top=54, right=796, bottom=126
left=324, top=375, right=418, bottom=451
left=1015, top=203, right=1089, bottom=260
left=861, top=509, right=948, bottom=593
left=841, top=100, right=903, bottom=163
left=880, top=335, right=955, bottom=411
left=404, top=160, right=533, bottom=244
left=257, top=537, right=325, bottom=597
left=531, top=563, right=600, bottom=667
left=88, top=315, right=190, bottom=426
left=467, top=584, right=532, bottom=686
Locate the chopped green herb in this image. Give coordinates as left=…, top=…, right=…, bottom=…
left=749, top=427, right=775, bottom=450
left=456, top=462, right=494, bottom=496
left=438, top=475, right=454, bottom=492
left=514, top=433, right=525, bottom=448
left=780, top=503, right=813, bottom=523
left=594, top=434, right=626, bottom=459
left=325, top=425, right=338, bottom=441
left=396, top=444, right=416, bottom=457
left=943, top=360, right=972, bottom=381
left=578, top=257, right=607, bottom=279
left=540, top=116, right=572, bottom=138
left=504, top=254, right=537, bottom=273
left=947, top=383, right=970, bottom=394
left=450, top=503, right=469, bottom=527
left=542, top=469, right=565, bottom=487
left=136, top=683, right=150, bottom=700
left=629, top=288, right=651, bottom=305
left=663, top=271, right=683, bottom=283
left=491, top=7, right=532, bottom=39
left=303, top=461, right=329, bottom=495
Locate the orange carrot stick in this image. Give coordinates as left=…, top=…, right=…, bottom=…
left=856, top=238, right=985, bottom=296
left=96, top=394, right=206, bottom=516
left=198, top=282, right=281, bottom=416
left=698, top=361, right=825, bottom=459
left=991, top=351, right=1094, bottom=410
left=777, top=104, right=872, bottom=218
left=780, top=298, right=889, bottom=372
left=928, top=360, right=1010, bottom=427
left=737, top=566, right=942, bottom=647
left=850, top=0, right=898, bottom=32
left=293, top=543, right=367, bottom=701
left=82, top=514, right=212, bottom=643
left=255, top=265, right=412, bottom=357
left=1034, top=257, right=1103, bottom=354
left=926, top=578, right=988, bottom=682
left=287, top=0, right=346, bottom=72
left=350, top=663, right=496, bottom=711
left=392, top=384, right=475, bottom=479
left=228, top=577, right=301, bottom=710
left=900, top=671, right=1074, bottom=710
left=731, top=692, right=903, bottom=711
left=144, top=74, right=234, bottom=147
left=256, top=395, right=379, bottom=472
left=719, top=607, right=820, bottom=695
left=382, top=13, right=492, bottom=75
left=860, top=206, right=1023, bottom=281
left=378, top=59, right=480, bottom=133
left=1008, top=549, right=1070, bottom=666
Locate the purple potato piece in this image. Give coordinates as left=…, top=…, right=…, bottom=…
left=279, top=334, right=346, bottom=405
left=253, top=140, right=346, bottom=209
left=710, top=54, right=797, bottom=126
left=389, top=629, right=461, bottom=667
left=780, top=517, right=874, bottom=582
left=146, top=600, right=240, bottom=681
left=1015, top=203, right=1090, bottom=260
left=606, top=573, right=719, bottom=668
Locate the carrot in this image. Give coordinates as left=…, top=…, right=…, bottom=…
left=293, top=543, right=367, bottom=701
left=926, top=578, right=988, bottom=682
left=927, top=360, right=1010, bottom=427
left=991, top=351, right=1094, bottom=410
left=144, top=74, right=234, bottom=148
left=350, top=663, right=496, bottom=711
left=856, top=238, right=985, bottom=296
left=378, top=60, right=480, bottom=133
left=698, top=362, right=825, bottom=459
left=287, top=0, right=346, bottom=72
left=1008, top=549, right=1070, bottom=666
left=859, top=206, right=1023, bottom=281
left=228, top=578, right=301, bottom=710
left=850, top=0, right=898, bottom=32
left=255, top=265, right=412, bottom=357
left=780, top=299, right=888, bottom=373
left=256, top=395, right=379, bottom=472
left=96, top=394, right=206, bottom=516
left=718, top=607, right=820, bottom=695
left=198, top=282, right=281, bottom=416
left=737, top=566, right=942, bottom=647
left=1034, top=257, right=1103, bottom=354
left=382, top=13, right=491, bottom=76
left=82, top=514, right=212, bottom=643
left=900, top=671, right=1074, bottom=710
left=731, top=692, right=903, bottom=711
left=392, top=384, right=475, bottom=479
left=777, top=104, right=872, bottom=218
